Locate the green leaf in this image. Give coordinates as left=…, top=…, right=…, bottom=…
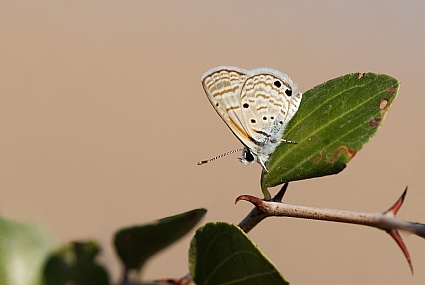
left=42, top=240, right=110, bottom=285
left=0, top=216, right=55, bottom=285
left=262, top=73, right=399, bottom=189
left=189, top=222, right=289, bottom=285
left=114, top=208, right=206, bottom=272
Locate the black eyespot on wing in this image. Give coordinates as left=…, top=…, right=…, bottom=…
left=243, top=103, right=249, bottom=108
left=251, top=119, right=256, bottom=124
left=215, top=102, right=219, bottom=107
left=274, top=80, right=281, bottom=88
left=271, top=116, right=274, bottom=120
left=263, top=116, right=267, bottom=121
left=279, top=121, right=283, bottom=124
left=285, top=89, right=292, bottom=96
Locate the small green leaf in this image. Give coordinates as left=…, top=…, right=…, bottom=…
left=42, top=240, right=110, bottom=285
left=262, top=73, right=399, bottom=188
left=114, top=208, right=206, bottom=272
left=0, top=216, right=55, bottom=285
left=189, top=222, right=289, bottom=285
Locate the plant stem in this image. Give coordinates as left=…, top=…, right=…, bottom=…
left=236, top=184, right=425, bottom=274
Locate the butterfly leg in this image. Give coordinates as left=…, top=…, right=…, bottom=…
left=257, top=157, right=268, bottom=173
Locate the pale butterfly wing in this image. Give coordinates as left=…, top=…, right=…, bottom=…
left=201, top=66, right=302, bottom=169
left=239, top=68, right=293, bottom=143
left=201, top=66, right=257, bottom=150
left=239, top=68, right=302, bottom=164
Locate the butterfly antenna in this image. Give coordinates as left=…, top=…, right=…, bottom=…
left=198, top=149, right=243, bottom=165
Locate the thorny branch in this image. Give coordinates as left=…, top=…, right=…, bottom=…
left=166, top=184, right=424, bottom=285
left=236, top=183, right=425, bottom=274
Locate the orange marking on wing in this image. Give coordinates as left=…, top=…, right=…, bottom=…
left=226, top=105, right=241, bottom=112
left=229, top=117, right=250, bottom=140
left=204, top=70, right=245, bottom=89
left=212, top=85, right=240, bottom=97
left=256, top=94, right=270, bottom=99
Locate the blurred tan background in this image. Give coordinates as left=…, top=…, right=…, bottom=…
left=2, top=2, right=425, bottom=284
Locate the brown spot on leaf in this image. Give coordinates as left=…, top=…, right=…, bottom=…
left=370, top=118, right=382, bottom=127
left=311, top=146, right=357, bottom=165
left=358, top=72, right=366, bottom=79
left=379, top=98, right=389, bottom=110
left=310, top=152, right=323, bottom=165
left=328, top=146, right=357, bottom=164
left=387, top=87, right=397, bottom=93
left=310, top=145, right=357, bottom=164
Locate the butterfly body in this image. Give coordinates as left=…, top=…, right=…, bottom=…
left=201, top=66, right=302, bottom=171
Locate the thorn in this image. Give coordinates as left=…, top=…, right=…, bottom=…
left=235, top=195, right=268, bottom=212
left=383, top=187, right=414, bottom=273
left=384, top=186, right=408, bottom=216
left=273, top=183, right=289, bottom=202
left=387, top=229, right=414, bottom=274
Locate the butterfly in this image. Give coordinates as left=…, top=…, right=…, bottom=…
left=198, top=66, right=302, bottom=172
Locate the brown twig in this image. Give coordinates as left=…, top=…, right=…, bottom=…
left=236, top=184, right=425, bottom=274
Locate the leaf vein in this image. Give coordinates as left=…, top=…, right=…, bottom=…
left=270, top=84, right=384, bottom=173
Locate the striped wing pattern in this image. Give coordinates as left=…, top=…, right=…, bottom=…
left=201, top=66, right=302, bottom=167
left=240, top=73, right=292, bottom=144
left=202, top=67, right=255, bottom=149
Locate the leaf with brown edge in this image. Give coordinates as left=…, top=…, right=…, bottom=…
left=262, top=73, right=399, bottom=190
